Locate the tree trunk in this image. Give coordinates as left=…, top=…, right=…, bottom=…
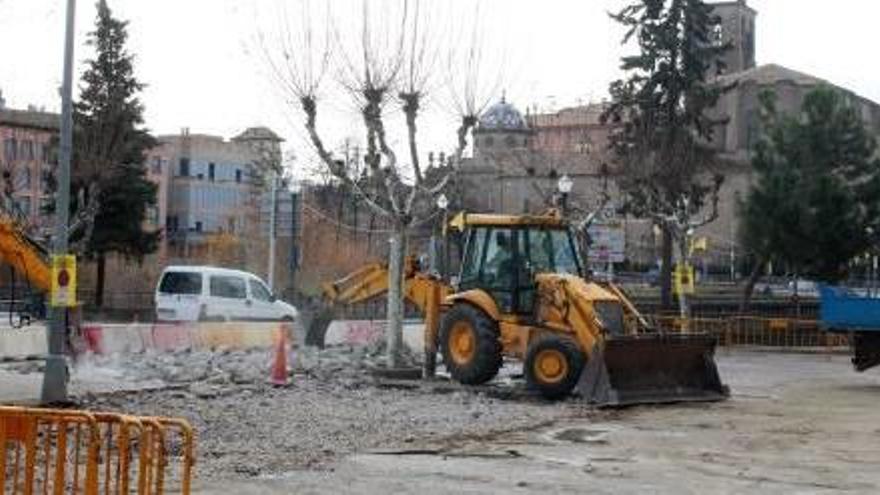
left=385, top=227, right=407, bottom=368
left=739, top=256, right=767, bottom=313
left=660, top=227, right=673, bottom=311
left=95, top=252, right=106, bottom=309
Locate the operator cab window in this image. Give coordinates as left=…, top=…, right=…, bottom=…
left=459, top=227, right=487, bottom=288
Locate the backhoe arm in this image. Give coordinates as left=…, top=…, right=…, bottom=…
left=0, top=218, right=51, bottom=291
left=322, top=257, right=453, bottom=376
left=322, top=256, right=452, bottom=314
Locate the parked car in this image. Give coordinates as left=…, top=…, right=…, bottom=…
left=784, top=279, right=820, bottom=298
left=155, top=266, right=298, bottom=322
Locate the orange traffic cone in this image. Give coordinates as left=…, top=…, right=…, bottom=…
left=270, top=326, right=289, bottom=386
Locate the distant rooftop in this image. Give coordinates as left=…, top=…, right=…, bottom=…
left=233, top=126, right=283, bottom=143
left=715, top=63, right=827, bottom=87
left=527, top=102, right=611, bottom=128
left=0, top=108, right=59, bottom=131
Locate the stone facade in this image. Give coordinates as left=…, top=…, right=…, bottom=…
left=0, top=107, right=58, bottom=238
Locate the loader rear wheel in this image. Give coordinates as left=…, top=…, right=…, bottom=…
left=439, top=303, right=502, bottom=385
left=525, top=334, right=585, bottom=400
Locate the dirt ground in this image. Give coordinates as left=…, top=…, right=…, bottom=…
left=5, top=347, right=880, bottom=493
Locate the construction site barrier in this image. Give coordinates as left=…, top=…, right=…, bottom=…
left=0, top=407, right=194, bottom=495
left=642, top=315, right=849, bottom=350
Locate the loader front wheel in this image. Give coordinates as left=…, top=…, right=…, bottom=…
left=439, top=304, right=502, bottom=385
left=525, top=334, right=585, bottom=400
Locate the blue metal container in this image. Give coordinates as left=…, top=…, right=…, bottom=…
left=819, top=285, right=880, bottom=332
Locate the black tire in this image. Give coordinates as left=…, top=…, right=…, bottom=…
left=524, top=334, right=585, bottom=400
left=439, top=303, right=502, bottom=385
left=305, top=307, right=336, bottom=348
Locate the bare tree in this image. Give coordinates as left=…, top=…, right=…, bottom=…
left=260, top=0, right=494, bottom=367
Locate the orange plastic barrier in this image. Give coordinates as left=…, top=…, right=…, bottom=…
left=0, top=407, right=194, bottom=495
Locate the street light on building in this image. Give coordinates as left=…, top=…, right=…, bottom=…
left=557, top=174, right=573, bottom=215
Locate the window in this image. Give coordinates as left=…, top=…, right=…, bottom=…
left=159, top=272, right=202, bottom=295
left=15, top=168, right=31, bottom=189
left=460, top=227, right=488, bottom=286
left=249, top=279, right=272, bottom=302
left=711, top=22, right=724, bottom=48
left=4, top=138, right=17, bottom=161
left=195, top=221, right=202, bottom=232
left=179, top=157, right=190, bottom=177
left=21, top=140, right=34, bottom=161
left=14, top=197, right=31, bottom=216
left=210, top=275, right=247, bottom=299
left=151, top=157, right=162, bottom=174
left=41, top=170, right=52, bottom=191
left=208, top=163, right=215, bottom=181
left=235, top=169, right=242, bottom=183
left=146, top=206, right=159, bottom=225
left=482, top=228, right=516, bottom=289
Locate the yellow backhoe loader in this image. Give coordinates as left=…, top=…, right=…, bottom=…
left=323, top=210, right=728, bottom=406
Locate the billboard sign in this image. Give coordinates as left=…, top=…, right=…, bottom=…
left=586, top=206, right=625, bottom=263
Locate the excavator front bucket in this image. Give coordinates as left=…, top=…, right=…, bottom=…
left=576, top=334, right=729, bottom=407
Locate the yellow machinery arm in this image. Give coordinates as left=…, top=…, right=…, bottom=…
left=322, top=256, right=453, bottom=373
left=322, top=256, right=452, bottom=314
left=0, top=217, right=51, bottom=291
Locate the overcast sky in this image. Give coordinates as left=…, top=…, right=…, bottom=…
left=1, top=0, right=878, bottom=174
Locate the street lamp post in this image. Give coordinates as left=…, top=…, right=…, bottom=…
left=42, top=0, right=76, bottom=404
left=557, top=174, right=573, bottom=216
left=267, top=170, right=277, bottom=291
left=436, top=193, right=449, bottom=278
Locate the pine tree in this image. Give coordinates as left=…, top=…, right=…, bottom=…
left=740, top=86, right=880, bottom=306
left=73, top=0, right=159, bottom=307
left=604, top=0, right=729, bottom=313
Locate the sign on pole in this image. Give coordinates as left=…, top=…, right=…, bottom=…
left=50, top=255, right=77, bottom=307
left=674, top=263, right=695, bottom=295
left=586, top=206, right=625, bottom=264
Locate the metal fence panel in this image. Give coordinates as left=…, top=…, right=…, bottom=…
left=0, top=408, right=194, bottom=495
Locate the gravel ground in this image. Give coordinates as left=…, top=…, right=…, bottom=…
left=72, top=343, right=589, bottom=480
left=8, top=343, right=876, bottom=493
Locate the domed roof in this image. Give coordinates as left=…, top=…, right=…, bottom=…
left=478, top=98, right=528, bottom=131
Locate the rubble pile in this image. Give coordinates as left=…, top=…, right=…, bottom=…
left=74, top=340, right=423, bottom=390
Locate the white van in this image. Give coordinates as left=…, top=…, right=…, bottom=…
left=155, top=266, right=298, bottom=322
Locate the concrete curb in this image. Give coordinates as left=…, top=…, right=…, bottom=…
left=324, top=320, right=425, bottom=351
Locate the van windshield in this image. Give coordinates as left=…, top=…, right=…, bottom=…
left=159, top=272, right=202, bottom=295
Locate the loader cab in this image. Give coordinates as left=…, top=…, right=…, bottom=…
left=457, top=223, right=582, bottom=315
